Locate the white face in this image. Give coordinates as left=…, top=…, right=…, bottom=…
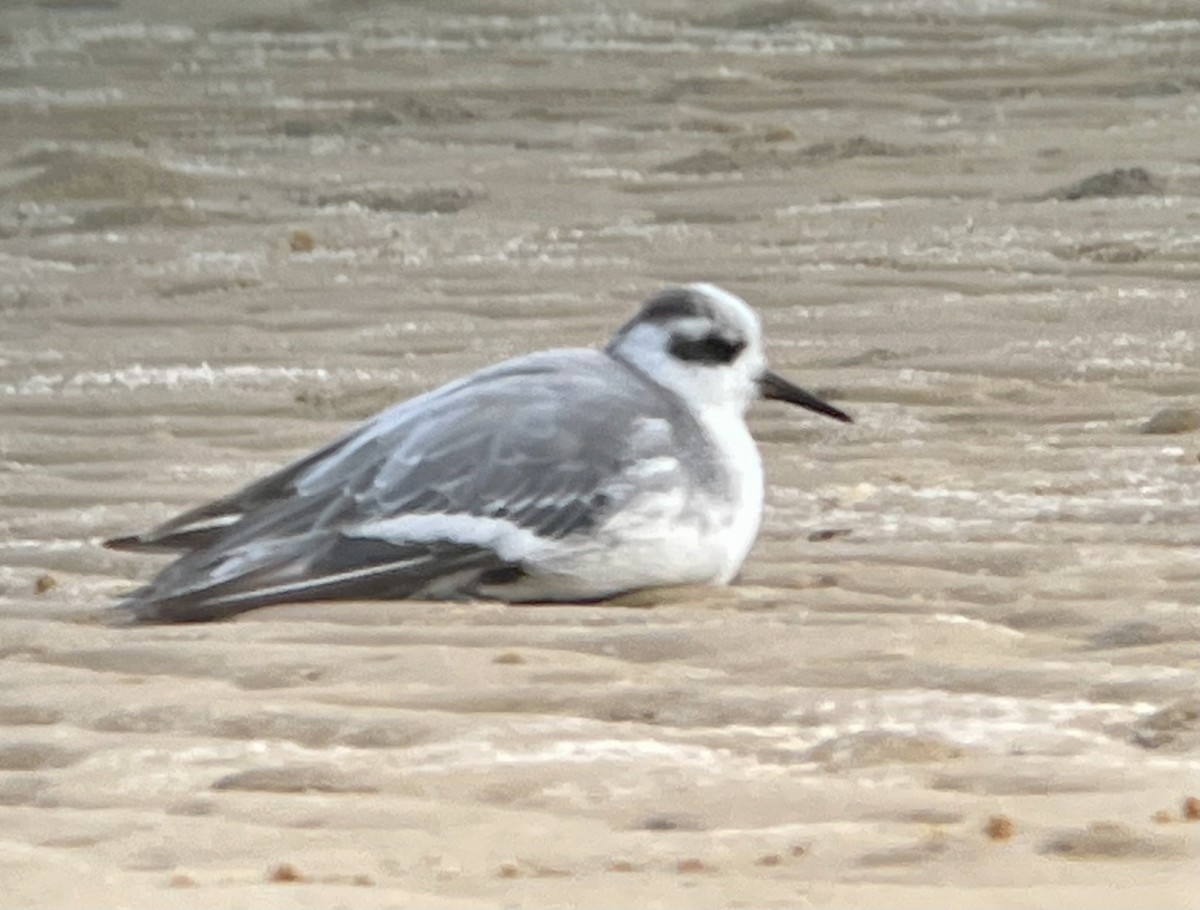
left=606, top=283, right=767, bottom=416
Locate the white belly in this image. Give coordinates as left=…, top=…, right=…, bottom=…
left=701, top=408, right=764, bottom=583
left=496, top=409, right=765, bottom=601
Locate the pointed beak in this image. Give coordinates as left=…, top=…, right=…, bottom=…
left=758, top=370, right=853, bottom=423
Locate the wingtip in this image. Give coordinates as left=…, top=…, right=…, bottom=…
left=103, top=534, right=187, bottom=554
left=103, top=535, right=142, bottom=552
left=108, top=588, right=252, bottom=625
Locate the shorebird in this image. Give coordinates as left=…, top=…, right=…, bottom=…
left=107, top=283, right=851, bottom=622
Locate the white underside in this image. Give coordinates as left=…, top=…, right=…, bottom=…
left=349, top=405, right=765, bottom=602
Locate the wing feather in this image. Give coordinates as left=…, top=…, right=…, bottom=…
left=110, top=349, right=723, bottom=621
left=117, top=534, right=514, bottom=623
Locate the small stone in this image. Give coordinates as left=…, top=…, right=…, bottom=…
left=167, top=873, right=195, bottom=888
left=289, top=229, right=316, bottom=253
left=607, top=859, right=638, bottom=873
left=675, top=858, right=712, bottom=873
left=267, top=863, right=307, bottom=883
left=985, top=815, right=1016, bottom=840
left=497, top=862, right=520, bottom=878
left=1183, top=797, right=1200, bottom=821
left=493, top=651, right=525, bottom=665
left=1152, top=810, right=1173, bottom=824
left=763, top=127, right=795, bottom=143
left=756, top=853, right=783, bottom=866
left=34, top=574, right=57, bottom=595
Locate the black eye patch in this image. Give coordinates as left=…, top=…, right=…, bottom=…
left=668, top=333, right=746, bottom=365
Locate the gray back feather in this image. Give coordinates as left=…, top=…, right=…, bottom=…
left=167, top=349, right=724, bottom=553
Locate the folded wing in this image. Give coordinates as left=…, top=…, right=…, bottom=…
left=111, top=350, right=702, bottom=622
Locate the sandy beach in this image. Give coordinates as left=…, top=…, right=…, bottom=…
left=1, top=1, right=1197, bottom=906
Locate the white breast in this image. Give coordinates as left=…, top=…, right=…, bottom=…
left=479, top=404, right=766, bottom=602
left=697, top=405, right=765, bottom=583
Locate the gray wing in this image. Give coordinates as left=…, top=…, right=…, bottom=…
left=111, top=350, right=716, bottom=622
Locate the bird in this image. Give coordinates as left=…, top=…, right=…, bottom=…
left=105, top=283, right=852, bottom=623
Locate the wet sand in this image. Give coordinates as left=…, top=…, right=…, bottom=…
left=1, top=1, right=1198, bottom=906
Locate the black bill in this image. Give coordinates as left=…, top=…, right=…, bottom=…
left=758, top=370, right=853, bottom=423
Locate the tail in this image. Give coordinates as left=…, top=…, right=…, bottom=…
left=112, top=534, right=518, bottom=624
